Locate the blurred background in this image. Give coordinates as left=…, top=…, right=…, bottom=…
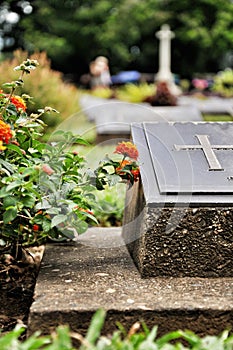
left=0, top=0, right=232, bottom=84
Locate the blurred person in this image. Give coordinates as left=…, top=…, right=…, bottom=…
left=89, top=56, right=112, bottom=88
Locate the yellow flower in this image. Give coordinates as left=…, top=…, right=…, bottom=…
left=0, top=140, right=6, bottom=151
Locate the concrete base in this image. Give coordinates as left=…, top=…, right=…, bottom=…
left=122, top=181, right=233, bottom=278
left=28, top=227, right=233, bottom=337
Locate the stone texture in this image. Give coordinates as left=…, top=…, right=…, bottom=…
left=28, top=228, right=233, bottom=337
left=122, top=122, right=233, bottom=278
left=122, top=182, right=233, bottom=278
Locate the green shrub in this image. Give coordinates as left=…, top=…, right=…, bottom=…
left=0, top=59, right=139, bottom=255
left=92, top=183, right=126, bottom=227
left=1, top=309, right=233, bottom=349
left=90, top=87, right=114, bottom=99
left=212, top=69, right=233, bottom=97
left=0, top=50, right=80, bottom=131
left=115, top=83, right=156, bottom=103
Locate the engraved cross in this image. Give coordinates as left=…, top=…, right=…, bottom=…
left=174, top=134, right=233, bottom=171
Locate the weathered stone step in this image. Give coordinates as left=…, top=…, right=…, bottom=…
left=28, top=227, right=233, bottom=337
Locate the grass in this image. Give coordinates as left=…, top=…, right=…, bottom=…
left=203, top=114, right=233, bottom=122
left=1, top=309, right=233, bottom=349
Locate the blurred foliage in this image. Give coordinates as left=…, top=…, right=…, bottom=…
left=1, top=0, right=233, bottom=81
left=92, top=184, right=126, bottom=227
left=115, top=83, right=156, bottom=103
left=0, top=50, right=80, bottom=131
left=91, top=87, right=114, bottom=99
left=212, top=68, right=233, bottom=97
left=203, top=114, right=233, bottom=121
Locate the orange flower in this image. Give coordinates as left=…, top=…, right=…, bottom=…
left=10, top=95, right=27, bottom=111
left=0, top=120, right=13, bottom=144
left=74, top=206, right=94, bottom=216
left=0, top=93, right=27, bottom=111
left=114, top=141, right=139, bottom=160
left=116, top=160, right=131, bottom=174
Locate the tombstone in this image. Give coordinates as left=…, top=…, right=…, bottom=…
left=178, top=95, right=233, bottom=115
left=95, top=105, right=202, bottom=143
left=155, top=24, right=175, bottom=83
left=122, top=121, right=233, bottom=277
left=155, top=24, right=182, bottom=96
left=79, top=95, right=203, bottom=142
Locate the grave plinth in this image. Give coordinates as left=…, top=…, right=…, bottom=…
left=122, top=122, right=233, bottom=278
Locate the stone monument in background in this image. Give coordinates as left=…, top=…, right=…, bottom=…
left=155, top=24, right=181, bottom=95
left=155, top=24, right=174, bottom=83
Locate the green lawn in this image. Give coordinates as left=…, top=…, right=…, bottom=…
left=203, top=114, right=233, bottom=122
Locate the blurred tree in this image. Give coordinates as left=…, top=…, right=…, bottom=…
left=166, top=0, right=233, bottom=76
left=0, top=1, right=32, bottom=54
left=1, top=0, right=233, bottom=81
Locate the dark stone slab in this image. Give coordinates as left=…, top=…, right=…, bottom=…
left=143, top=122, right=233, bottom=194
left=28, top=228, right=233, bottom=338
left=122, top=122, right=233, bottom=277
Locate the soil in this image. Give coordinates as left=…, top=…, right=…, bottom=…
left=0, top=246, right=44, bottom=335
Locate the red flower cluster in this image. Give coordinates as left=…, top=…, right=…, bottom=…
left=114, top=141, right=139, bottom=160
left=116, top=160, right=131, bottom=174
left=116, top=159, right=140, bottom=182
left=0, top=91, right=27, bottom=111
left=130, top=168, right=140, bottom=182
left=9, top=95, right=27, bottom=111
left=0, top=120, right=13, bottom=144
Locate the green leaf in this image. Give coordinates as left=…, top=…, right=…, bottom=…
left=42, top=218, right=51, bottom=232
left=0, top=158, right=14, bottom=174
left=0, top=325, right=25, bottom=347
left=81, top=309, right=106, bottom=349
left=15, top=115, right=28, bottom=124
left=74, top=137, right=89, bottom=145
left=0, top=187, right=9, bottom=198
left=51, top=326, right=73, bottom=349
left=6, top=143, right=24, bottom=156
left=6, top=181, right=21, bottom=192
left=51, top=214, right=67, bottom=228
left=21, top=195, right=36, bottom=207
left=3, top=196, right=17, bottom=209
left=157, top=330, right=188, bottom=347
left=74, top=220, right=88, bottom=234
left=106, top=173, right=121, bottom=186
left=20, top=334, right=51, bottom=349
left=3, top=207, right=17, bottom=224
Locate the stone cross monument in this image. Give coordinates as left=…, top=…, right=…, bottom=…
left=123, top=121, right=233, bottom=278
left=155, top=24, right=175, bottom=83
